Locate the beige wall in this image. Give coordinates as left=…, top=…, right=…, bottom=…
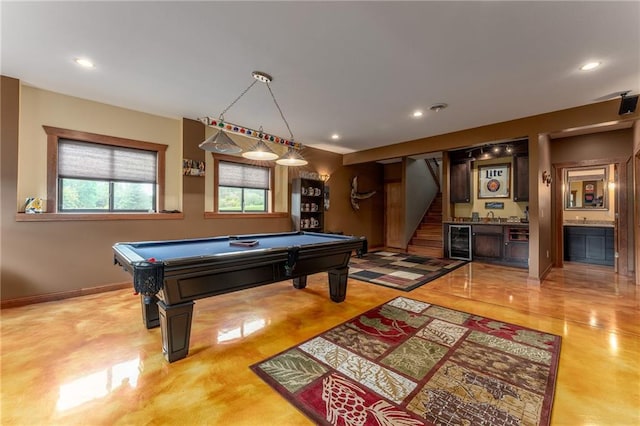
left=551, top=130, right=632, bottom=224
left=551, top=128, right=633, bottom=163
left=18, top=86, right=183, bottom=211
left=1, top=80, right=384, bottom=302
left=454, top=156, right=528, bottom=220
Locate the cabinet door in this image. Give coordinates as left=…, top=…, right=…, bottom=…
left=450, top=160, right=471, bottom=203
left=504, top=241, right=528, bottom=264
left=473, top=233, right=503, bottom=259
left=513, top=155, right=529, bottom=202
left=563, top=226, right=614, bottom=266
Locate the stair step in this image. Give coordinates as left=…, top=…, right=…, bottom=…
left=416, top=230, right=442, bottom=238
left=407, top=245, right=444, bottom=258
left=409, top=193, right=444, bottom=256
left=420, top=224, right=442, bottom=229
left=419, top=222, right=442, bottom=228
left=417, top=224, right=442, bottom=230
left=423, top=216, right=442, bottom=222
left=409, top=238, right=442, bottom=248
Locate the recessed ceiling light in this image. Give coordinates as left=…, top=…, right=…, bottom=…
left=580, top=61, right=601, bottom=71
left=412, top=110, right=423, bottom=118
left=331, top=134, right=340, bottom=140
left=74, top=57, right=95, bottom=69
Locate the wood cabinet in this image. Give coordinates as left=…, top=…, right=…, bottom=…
left=513, top=154, right=529, bottom=202
left=450, top=160, right=471, bottom=203
left=443, top=223, right=528, bottom=268
left=292, top=178, right=324, bottom=232
left=503, top=226, right=529, bottom=266
left=472, top=225, right=503, bottom=260
left=564, top=226, right=614, bottom=266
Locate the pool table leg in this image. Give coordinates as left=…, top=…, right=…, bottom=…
left=292, top=276, right=307, bottom=289
left=140, top=295, right=160, bottom=329
left=158, top=300, right=194, bottom=363
left=328, top=266, right=349, bottom=302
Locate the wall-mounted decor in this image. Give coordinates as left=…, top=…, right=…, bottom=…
left=183, top=159, right=205, bottom=176
left=350, top=176, right=376, bottom=210
left=484, top=201, right=504, bottom=209
left=478, top=163, right=510, bottom=198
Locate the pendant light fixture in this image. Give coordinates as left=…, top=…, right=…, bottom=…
left=198, top=128, right=242, bottom=153
left=276, top=147, right=308, bottom=166
left=242, top=128, right=279, bottom=161
left=199, top=71, right=307, bottom=166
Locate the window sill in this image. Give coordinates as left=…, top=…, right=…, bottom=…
left=204, top=212, right=289, bottom=220
left=15, top=212, right=184, bottom=222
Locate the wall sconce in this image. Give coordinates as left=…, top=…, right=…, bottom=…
left=542, top=171, right=552, bottom=187
left=320, top=174, right=330, bottom=182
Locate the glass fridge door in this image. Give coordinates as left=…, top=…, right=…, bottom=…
left=449, top=225, right=472, bottom=260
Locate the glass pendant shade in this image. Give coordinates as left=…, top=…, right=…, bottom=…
left=242, top=139, right=279, bottom=161
left=275, top=148, right=308, bottom=166
left=198, top=129, right=242, bottom=153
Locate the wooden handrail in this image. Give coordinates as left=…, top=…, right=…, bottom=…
left=426, top=158, right=441, bottom=192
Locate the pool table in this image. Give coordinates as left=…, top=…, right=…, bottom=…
left=113, top=231, right=367, bottom=362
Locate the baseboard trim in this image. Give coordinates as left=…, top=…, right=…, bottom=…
left=1, top=282, right=131, bottom=309
left=527, top=262, right=554, bottom=285
left=540, top=262, right=553, bottom=281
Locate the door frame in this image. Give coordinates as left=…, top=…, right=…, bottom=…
left=384, top=180, right=404, bottom=249
left=553, top=157, right=630, bottom=274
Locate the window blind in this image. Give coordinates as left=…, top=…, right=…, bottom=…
left=218, top=161, right=270, bottom=189
left=58, top=139, right=157, bottom=183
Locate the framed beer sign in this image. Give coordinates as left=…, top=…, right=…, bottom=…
left=478, top=163, right=510, bottom=198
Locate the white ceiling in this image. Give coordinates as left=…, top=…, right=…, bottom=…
left=2, top=1, right=638, bottom=154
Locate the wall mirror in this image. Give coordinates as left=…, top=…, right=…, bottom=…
left=564, top=166, right=608, bottom=210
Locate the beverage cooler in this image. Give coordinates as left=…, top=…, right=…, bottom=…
left=449, top=225, right=472, bottom=260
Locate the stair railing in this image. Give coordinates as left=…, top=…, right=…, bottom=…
left=426, top=158, right=441, bottom=192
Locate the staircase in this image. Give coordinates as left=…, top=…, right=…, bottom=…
left=407, top=193, right=444, bottom=258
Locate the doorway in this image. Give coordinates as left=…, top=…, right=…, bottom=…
left=553, top=158, right=630, bottom=275
left=384, top=181, right=403, bottom=248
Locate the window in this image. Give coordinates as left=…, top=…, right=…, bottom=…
left=214, top=157, right=273, bottom=213
left=45, top=126, right=167, bottom=213
left=58, top=140, right=157, bottom=212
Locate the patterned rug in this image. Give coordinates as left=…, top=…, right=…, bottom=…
left=348, top=251, right=467, bottom=291
left=251, top=297, right=561, bottom=426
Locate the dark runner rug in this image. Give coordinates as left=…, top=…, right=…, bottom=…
left=348, top=251, right=467, bottom=291
left=251, top=297, right=561, bottom=426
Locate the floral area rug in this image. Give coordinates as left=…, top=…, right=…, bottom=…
left=348, top=251, right=467, bottom=291
left=251, top=297, right=561, bottom=426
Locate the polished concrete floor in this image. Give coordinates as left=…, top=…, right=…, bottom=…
left=1, top=261, right=639, bottom=425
